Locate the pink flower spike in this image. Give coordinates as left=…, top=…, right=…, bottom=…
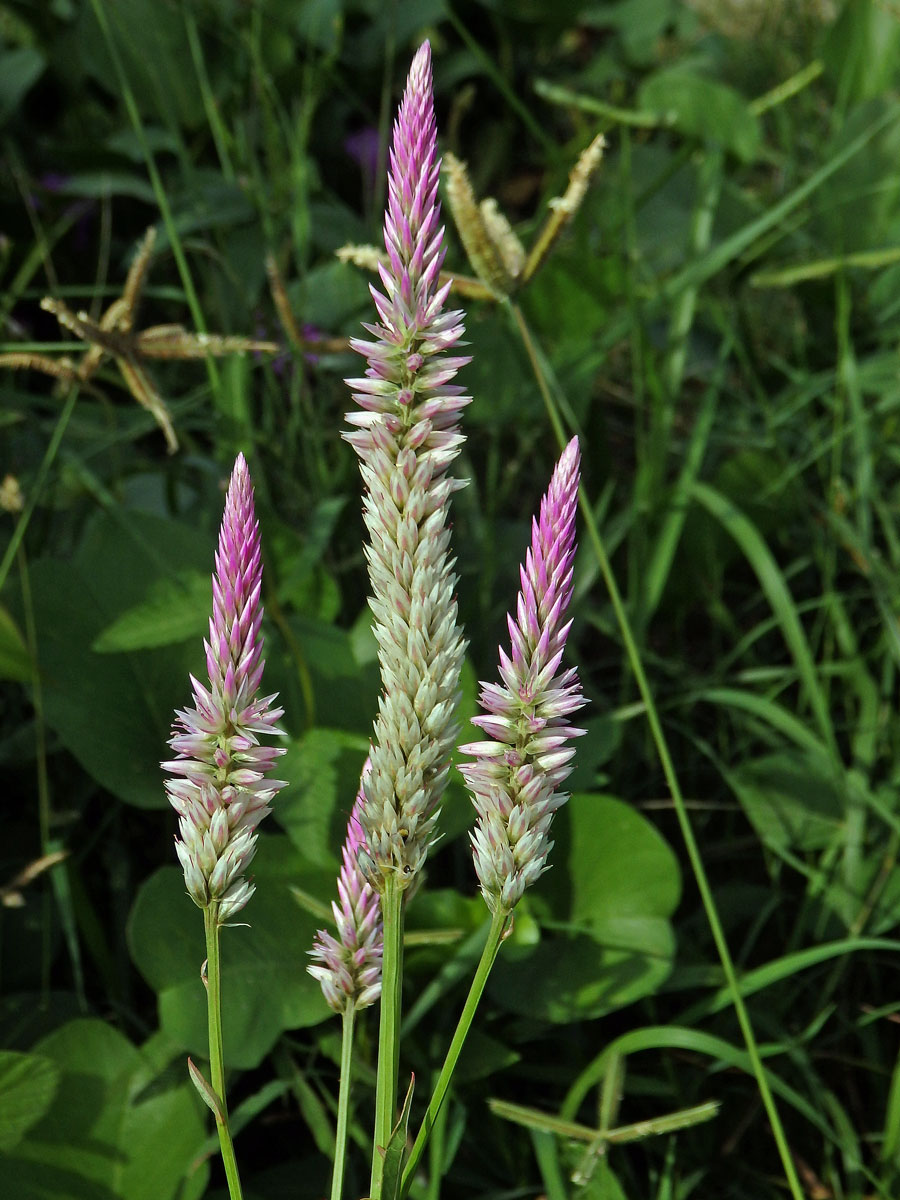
left=162, top=454, right=287, bottom=924
left=459, top=438, right=586, bottom=913
left=309, top=759, right=384, bottom=1013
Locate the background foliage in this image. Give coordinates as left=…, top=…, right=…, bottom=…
left=3, top=0, right=900, bottom=1197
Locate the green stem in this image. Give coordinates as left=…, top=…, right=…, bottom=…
left=371, top=876, right=404, bottom=1200
left=87, top=0, right=221, bottom=402
left=400, top=906, right=509, bottom=1199
left=331, top=1005, right=357, bottom=1200
left=203, top=905, right=243, bottom=1200
left=507, top=302, right=805, bottom=1200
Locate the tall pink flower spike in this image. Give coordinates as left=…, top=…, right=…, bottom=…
left=343, top=41, right=470, bottom=891
left=163, top=453, right=287, bottom=923
left=460, top=437, right=586, bottom=913
left=309, top=759, right=384, bottom=1013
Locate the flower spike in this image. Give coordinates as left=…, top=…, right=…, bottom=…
left=162, top=454, right=286, bottom=923
left=344, top=40, right=470, bottom=892
left=460, top=437, right=586, bottom=913
left=309, top=759, right=384, bottom=1013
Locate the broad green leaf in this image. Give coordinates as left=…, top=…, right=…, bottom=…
left=0, top=604, right=31, bottom=681
left=490, top=795, right=680, bottom=1022
left=638, top=69, right=761, bottom=162
left=567, top=794, right=681, bottom=925
left=290, top=259, right=370, bottom=331
left=727, top=751, right=845, bottom=852
left=0, top=1050, right=59, bottom=1152
left=491, top=923, right=675, bottom=1024
left=0, top=47, right=44, bottom=125
left=93, top=571, right=211, bottom=652
left=454, top=1028, right=521, bottom=1083
left=128, top=835, right=333, bottom=1069
left=26, top=512, right=211, bottom=807
left=3, top=1019, right=207, bottom=1200
left=286, top=613, right=381, bottom=732
left=275, top=728, right=369, bottom=864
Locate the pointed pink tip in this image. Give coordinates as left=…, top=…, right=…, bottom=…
left=561, top=436, right=580, bottom=471
left=228, top=453, right=251, bottom=502
left=552, top=436, right=581, bottom=496
left=410, top=40, right=432, bottom=79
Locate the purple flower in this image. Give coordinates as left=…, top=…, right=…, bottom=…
left=343, top=41, right=470, bottom=891
left=162, top=453, right=287, bottom=923
left=345, top=126, right=382, bottom=190
left=309, top=759, right=384, bottom=1013
left=459, top=437, right=586, bottom=913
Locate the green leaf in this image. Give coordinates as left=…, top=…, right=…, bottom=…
left=727, top=751, right=845, bottom=852
left=454, top=1028, right=521, bottom=1083
left=0, top=1050, right=59, bottom=1152
left=76, top=0, right=204, bottom=128
left=823, top=0, right=900, bottom=104
left=0, top=47, right=44, bottom=125
left=3, top=1019, right=207, bottom=1200
left=0, top=604, right=31, bottom=681
left=567, top=794, right=681, bottom=925
left=692, top=481, right=836, bottom=756
left=381, top=1074, right=415, bottom=1200
left=25, top=512, right=212, bottom=808
left=275, top=728, right=369, bottom=865
left=186, top=1058, right=223, bottom=1121
left=127, top=835, right=332, bottom=1069
left=490, top=795, right=680, bottom=1022
left=54, top=172, right=158, bottom=203
left=637, top=68, right=761, bottom=162
left=93, top=571, right=211, bottom=652
left=486, top=1095, right=719, bottom=1144
left=290, top=259, right=370, bottom=331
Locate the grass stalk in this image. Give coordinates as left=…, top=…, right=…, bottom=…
left=203, top=905, right=243, bottom=1200
left=0, top=388, right=78, bottom=595
left=370, top=876, right=404, bottom=1200
left=183, top=7, right=236, bottom=183
left=87, top=0, right=221, bottom=407
left=330, top=1005, right=357, bottom=1200
left=508, top=300, right=806, bottom=1200
left=400, top=905, right=509, bottom=1198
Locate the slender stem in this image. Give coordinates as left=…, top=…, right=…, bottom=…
left=400, top=906, right=509, bottom=1199
left=203, top=905, right=244, bottom=1200
left=331, top=1005, right=357, bottom=1200
left=370, top=876, right=404, bottom=1200
left=0, top=387, right=77, bottom=594
left=183, top=6, right=236, bottom=183
left=508, top=302, right=805, bottom=1200
left=87, top=0, right=221, bottom=404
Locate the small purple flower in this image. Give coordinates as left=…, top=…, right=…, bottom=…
left=309, top=759, right=384, bottom=1013
left=345, top=125, right=382, bottom=191
left=162, top=453, right=287, bottom=923
left=343, top=41, right=470, bottom=891
left=459, top=437, right=586, bottom=913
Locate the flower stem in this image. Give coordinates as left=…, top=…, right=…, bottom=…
left=203, top=905, right=243, bottom=1200
left=400, top=906, right=509, bottom=1199
left=508, top=300, right=805, bottom=1200
left=370, top=876, right=404, bottom=1200
left=331, top=1005, right=357, bottom=1200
